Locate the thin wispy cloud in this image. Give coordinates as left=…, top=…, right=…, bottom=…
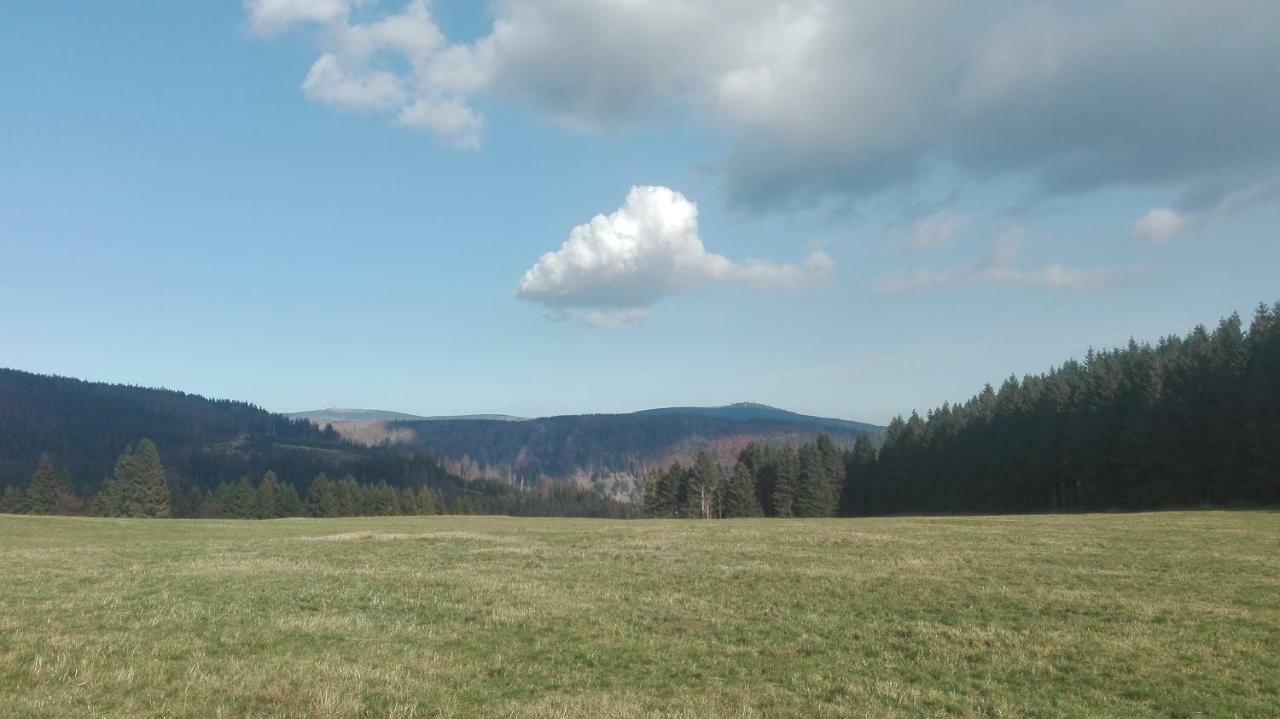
left=873, top=229, right=1132, bottom=296
left=1132, top=172, right=1280, bottom=245
left=900, top=212, right=971, bottom=253
left=516, top=186, right=832, bottom=327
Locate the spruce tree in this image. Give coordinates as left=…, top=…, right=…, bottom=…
left=258, top=471, right=284, bottom=518
left=685, top=451, right=723, bottom=518
left=416, top=486, right=439, bottom=515
left=28, top=455, right=61, bottom=515
left=335, top=476, right=361, bottom=516
left=219, top=477, right=258, bottom=518
left=91, top=477, right=126, bottom=516
left=279, top=482, right=303, bottom=517
left=1, top=485, right=28, bottom=514
left=793, top=443, right=833, bottom=517
left=129, top=439, right=170, bottom=518
left=772, top=447, right=798, bottom=518
left=306, top=474, right=338, bottom=517
left=839, top=434, right=877, bottom=516
left=722, top=462, right=761, bottom=517
left=54, top=467, right=81, bottom=515
left=109, top=445, right=141, bottom=516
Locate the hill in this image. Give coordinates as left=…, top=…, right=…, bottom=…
left=633, top=402, right=877, bottom=433
left=288, top=408, right=430, bottom=424
left=0, top=369, right=621, bottom=516
left=289, top=409, right=528, bottom=424
left=342, top=406, right=883, bottom=494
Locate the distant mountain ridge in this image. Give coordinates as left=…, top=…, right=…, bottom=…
left=288, top=408, right=528, bottom=424
left=320, top=404, right=885, bottom=495
left=292, top=402, right=872, bottom=432
left=0, top=366, right=882, bottom=505
left=0, top=369, right=523, bottom=509
left=633, top=402, right=877, bottom=434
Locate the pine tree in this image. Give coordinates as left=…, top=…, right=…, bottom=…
left=772, top=446, right=798, bottom=518
left=218, top=477, right=258, bottom=519
left=90, top=478, right=126, bottom=516
left=684, top=451, right=723, bottom=518
left=794, top=442, right=835, bottom=517
left=364, top=482, right=398, bottom=516
left=27, top=455, right=61, bottom=515
left=129, top=439, right=170, bottom=518
left=279, top=482, right=302, bottom=517
left=0, top=485, right=28, bottom=514
left=415, top=486, right=439, bottom=515
left=335, top=476, right=361, bottom=516
left=721, top=462, right=761, bottom=517
left=839, top=434, right=877, bottom=516
left=306, top=474, right=338, bottom=517
left=258, top=471, right=284, bottom=518
left=51, top=465, right=81, bottom=515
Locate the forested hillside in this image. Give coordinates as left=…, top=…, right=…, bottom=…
left=348, top=408, right=878, bottom=488
left=0, top=369, right=627, bottom=518
left=646, top=303, right=1280, bottom=517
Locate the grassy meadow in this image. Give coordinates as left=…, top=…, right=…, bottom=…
left=1, top=512, right=1277, bottom=717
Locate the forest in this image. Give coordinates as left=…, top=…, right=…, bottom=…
left=4, top=302, right=1278, bottom=519
left=1, top=441, right=630, bottom=519
left=0, top=369, right=629, bottom=518
left=644, top=303, right=1280, bottom=517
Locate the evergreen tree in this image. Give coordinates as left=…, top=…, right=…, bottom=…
left=90, top=478, right=126, bottom=516
left=306, top=473, right=338, bottom=517
left=258, top=471, right=284, bottom=518
left=335, top=475, right=361, bottom=516
left=279, top=481, right=302, bottom=516
left=53, top=465, right=81, bottom=515
left=772, top=447, right=798, bottom=518
left=794, top=442, right=835, bottom=517
left=218, top=477, right=259, bottom=519
left=27, top=454, right=61, bottom=515
left=839, top=434, right=877, bottom=516
left=721, top=462, right=761, bottom=517
left=415, top=486, right=439, bottom=515
left=685, top=451, right=723, bottom=518
left=365, top=482, right=398, bottom=515
left=114, top=440, right=170, bottom=518
left=0, top=485, right=27, bottom=514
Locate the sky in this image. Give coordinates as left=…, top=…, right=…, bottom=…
left=2, top=1, right=1279, bottom=425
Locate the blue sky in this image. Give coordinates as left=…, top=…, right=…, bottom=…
left=2, top=1, right=1279, bottom=424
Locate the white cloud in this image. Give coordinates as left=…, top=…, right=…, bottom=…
left=301, top=53, right=405, bottom=110
left=1131, top=173, right=1280, bottom=245
left=247, top=0, right=477, bottom=147
left=397, top=97, right=483, bottom=148
left=900, top=212, right=971, bottom=253
left=248, top=1, right=1280, bottom=208
left=1131, top=208, right=1192, bottom=246
left=873, top=228, right=1129, bottom=295
left=516, top=186, right=833, bottom=325
left=579, top=309, right=650, bottom=329
left=246, top=0, right=356, bottom=36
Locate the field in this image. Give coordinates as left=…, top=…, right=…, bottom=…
left=1, top=512, right=1278, bottom=717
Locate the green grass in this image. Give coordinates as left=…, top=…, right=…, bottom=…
left=1, top=512, right=1277, bottom=717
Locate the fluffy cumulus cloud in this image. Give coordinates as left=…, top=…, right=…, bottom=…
left=245, top=0, right=481, bottom=147
left=873, top=228, right=1131, bottom=296
left=516, top=186, right=832, bottom=326
left=248, top=1, right=1280, bottom=210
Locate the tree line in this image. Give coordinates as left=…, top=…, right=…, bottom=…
left=646, top=303, right=1280, bottom=517
left=2, top=440, right=632, bottom=519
